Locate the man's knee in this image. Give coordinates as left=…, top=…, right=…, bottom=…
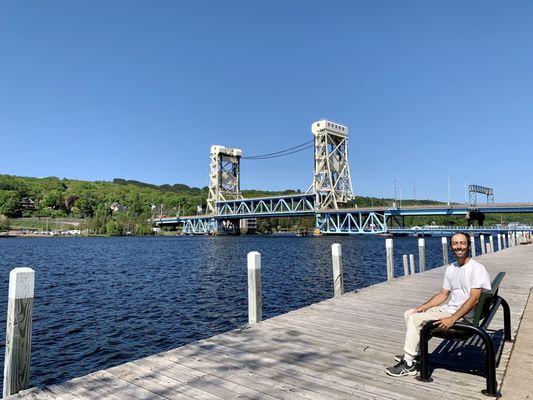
left=404, top=308, right=416, bottom=323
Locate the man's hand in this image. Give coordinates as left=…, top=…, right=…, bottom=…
left=414, top=305, right=427, bottom=313
left=435, top=316, right=457, bottom=330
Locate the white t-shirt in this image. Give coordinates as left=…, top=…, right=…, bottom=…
left=440, top=259, right=491, bottom=314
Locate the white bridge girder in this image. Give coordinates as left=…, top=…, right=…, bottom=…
left=216, top=194, right=315, bottom=218
left=182, top=218, right=218, bottom=235
left=316, top=211, right=388, bottom=234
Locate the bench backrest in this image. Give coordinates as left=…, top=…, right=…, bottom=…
left=469, top=271, right=506, bottom=327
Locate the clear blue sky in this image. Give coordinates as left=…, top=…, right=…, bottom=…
left=1, top=1, right=532, bottom=203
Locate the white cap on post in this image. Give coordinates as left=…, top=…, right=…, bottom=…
left=247, top=252, right=261, bottom=270
left=441, top=237, right=447, bottom=244
left=386, top=238, right=393, bottom=248
left=418, top=238, right=425, bottom=246
left=8, top=268, right=35, bottom=299
left=332, top=243, right=341, bottom=257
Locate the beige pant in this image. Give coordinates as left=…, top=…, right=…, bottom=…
left=403, top=306, right=452, bottom=356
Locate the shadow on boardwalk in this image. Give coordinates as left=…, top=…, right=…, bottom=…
left=424, top=329, right=506, bottom=378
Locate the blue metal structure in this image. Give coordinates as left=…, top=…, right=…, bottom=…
left=316, top=210, right=388, bottom=234
left=154, top=200, right=533, bottom=235
left=216, top=193, right=315, bottom=218
left=389, top=226, right=532, bottom=237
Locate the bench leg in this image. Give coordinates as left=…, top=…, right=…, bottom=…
left=478, top=328, right=499, bottom=397
left=499, top=297, right=512, bottom=341
left=417, top=322, right=435, bottom=382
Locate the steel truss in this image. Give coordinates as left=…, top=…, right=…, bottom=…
left=207, top=145, right=243, bottom=214
left=182, top=218, right=218, bottom=235
left=312, top=120, right=354, bottom=209
left=216, top=194, right=315, bottom=218
left=469, top=184, right=494, bottom=207
left=316, top=211, right=388, bottom=234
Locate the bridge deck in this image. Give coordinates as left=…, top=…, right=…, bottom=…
left=15, top=245, right=533, bottom=399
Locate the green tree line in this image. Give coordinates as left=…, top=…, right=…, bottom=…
left=1, top=174, right=530, bottom=235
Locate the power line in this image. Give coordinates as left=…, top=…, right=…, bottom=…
left=243, top=144, right=314, bottom=160
left=242, top=139, right=313, bottom=160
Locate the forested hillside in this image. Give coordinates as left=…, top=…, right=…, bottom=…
left=0, top=174, right=299, bottom=234
left=1, top=174, right=529, bottom=235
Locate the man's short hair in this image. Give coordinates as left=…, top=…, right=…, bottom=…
left=450, top=231, right=471, bottom=249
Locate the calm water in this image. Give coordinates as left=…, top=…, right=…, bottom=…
left=0, top=235, right=452, bottom=389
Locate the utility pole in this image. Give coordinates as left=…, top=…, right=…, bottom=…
left=447, top=178, right=451, bottom=206
left=393, top=179, right=397, bottom=208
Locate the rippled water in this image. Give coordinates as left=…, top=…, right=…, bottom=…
left=0, top=235, right=453, bottom=390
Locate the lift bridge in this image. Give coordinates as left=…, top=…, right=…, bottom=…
left=153, top=119, right=533, bottom=235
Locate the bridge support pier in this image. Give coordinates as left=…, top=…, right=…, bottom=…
left=466, top=210, right=486, bottom=226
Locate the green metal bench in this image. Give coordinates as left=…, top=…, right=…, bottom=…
left=418, top=272, right=512, bottom=397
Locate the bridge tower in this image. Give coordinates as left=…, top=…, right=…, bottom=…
left=311, top=120, right=354, bottom=209
left=206, top=145, right=243, bottom=214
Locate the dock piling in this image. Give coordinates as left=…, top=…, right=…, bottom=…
left=497, top=234, right=502, bottom=251
left=386, top=238, right=394, bottom=280
left=441, top=237, right=449, bottom=266
left=489, top=235, right=494, bottom=253
left=418, top=238, right=426, bottom=272
left=402, top=255, right=409, bottom=276
left=331, top=244, right=344, bottom=297
left=480, top=235, right=486, bottom=254
left=471, top=235, right=476, bottom=257
left=3, top=267, right=35, bottom=398
left=247, top=252, right=262, bottom=324
left=409, top=254, right=415, bottom=275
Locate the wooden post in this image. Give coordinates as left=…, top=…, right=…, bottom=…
left=489, top=235, right=494, bottom=253
left=409, top=254, right=415, bottom=275
left=386, top=238, right=394, bottom=280
left=441, top=237, right=449, bottom=266
left=480, top=234, right=485, bottom=254
left=470, top=235, right=476, bottom=257
left=497, top=234, right=502, bottom=251
left=247, top=251, right=262, bottom=324
left=503, top=234, right=507, bottom=248
left=418, top=238, right=426, bottom=272
left=331, top=244, right=344, bottom=297
left=3, top=267, right=35, bottom=398
left=402, top=254, right=409, bottom=276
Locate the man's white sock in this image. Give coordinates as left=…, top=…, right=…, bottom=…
left=404, top=353, right=414, bottom=366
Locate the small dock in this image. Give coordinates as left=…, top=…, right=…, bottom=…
left=14, top=245, right=533, bottom=399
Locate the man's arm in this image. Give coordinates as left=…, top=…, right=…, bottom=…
left=435, top=288, right=482, bottom=330
left=414, top=288, right=450, bottom=313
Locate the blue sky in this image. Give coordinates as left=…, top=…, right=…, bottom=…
left=1, top=1, right=532, bottom=202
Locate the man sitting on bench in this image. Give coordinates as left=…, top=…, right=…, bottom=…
left=386, top=232, right=491, bottom=377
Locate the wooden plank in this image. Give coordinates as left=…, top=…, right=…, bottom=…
left=136, top=351, right=331, bottom=400
left=46, top=370, right=159, bottom=400
left=106, top=362, right=214, bottom=400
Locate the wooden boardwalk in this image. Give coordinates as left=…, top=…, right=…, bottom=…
left=13, top=244, right=533, bottom=400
